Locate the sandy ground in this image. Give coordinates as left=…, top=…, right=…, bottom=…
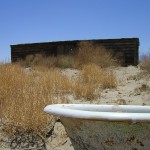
left=0, top=66, right=150, bottom=150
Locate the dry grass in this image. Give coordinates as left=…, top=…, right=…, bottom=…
left=0, top=50, right=118, bottom=139
left=140, top=52, right=150, bottom=73
left=72, top=81, right=98, bottom=100
left=19, top=41, right=119, bottom=70
left=1, top=43, right=119, bottom=148
left=79, top=64, right=117, bottom=89
left=19, top=53, right=75, bottom=70
left=75, top=41, right=119, bottom=68
left=0, top=63, right=117, bottom=131
left=72, top=64, right=117, bottom=100
left=0, top=64, right=71, bottom=136
left=56, top=55, right=74, bottom=68
left=19, top=53, right=57, bottom=70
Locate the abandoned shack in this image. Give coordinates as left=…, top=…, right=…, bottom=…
left=11, top=38, right=139, bottom=66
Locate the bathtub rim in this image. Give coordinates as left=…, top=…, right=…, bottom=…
left=44, top=104, right=150, bottom=122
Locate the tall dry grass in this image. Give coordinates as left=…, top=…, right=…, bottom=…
left=0, top=45, right=118, bottom=138
left=81, top=63, right=117, bottom=88
left=72, top=81, right=98, bottom=100
left=19, top=53, right=75, bottom=70
left=0, top=64, right=71, bottom=136
left=56, top=55, right=74, bottom=68
left=19, top=53, right=57, bottom=72
left=19, top=41, right=119, bottom=70
left=0, top=44, right=119, bottom=148
left=75, top=41, right=119, bottom=68
left=72, top=64, right=117, bottom=100
left=140, top=52, right=150, bottom=73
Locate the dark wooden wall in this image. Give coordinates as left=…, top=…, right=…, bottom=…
left=11, top=38, right=139, bottom=66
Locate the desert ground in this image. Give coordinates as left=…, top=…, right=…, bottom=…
left=0, top=65, right=150, bottom=150
left=50, top=65, right=150, bottom=150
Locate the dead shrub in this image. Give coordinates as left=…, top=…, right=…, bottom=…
left=72, top=64, right=117, bottom=100
left=18, top=42, right=119, bottom=70
left=0, top=62, right=117, bottom=147
left=56, top=55, right=74, bottom=68
left=19, top=54, right=57, bottom=70
left=72, top=81, right=98, bottom=100
left=0, top=64, right=52, bottom=133
left=100, top=69, right=117, bottom=89
left=0, top=64, right=71, bottom=142
left=75, top=41, right=119, bottom=68
left=79, top=64, right=117, bottom=89
left=140, top=52, right=150, bottom=73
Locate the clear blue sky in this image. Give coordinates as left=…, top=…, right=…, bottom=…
left=0, top=0, right=150, bottom=62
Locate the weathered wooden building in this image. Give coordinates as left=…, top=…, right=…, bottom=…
left=11, top=38, right=139, bottom=66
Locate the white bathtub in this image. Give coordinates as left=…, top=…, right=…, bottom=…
left=44, top=104, right=150, bottom=150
